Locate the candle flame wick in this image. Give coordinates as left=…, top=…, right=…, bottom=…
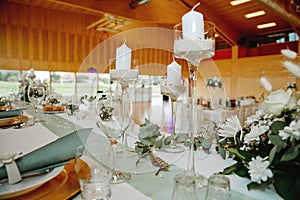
left=192, top=2, right=200, bottom=11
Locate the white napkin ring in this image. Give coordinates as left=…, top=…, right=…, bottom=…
left=0, top=152, right=23, bottom=184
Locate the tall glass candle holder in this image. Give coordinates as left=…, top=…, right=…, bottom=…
left=174, top=21, right=215, bottom=176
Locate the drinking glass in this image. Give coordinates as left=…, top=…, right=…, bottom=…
left=27, top=82, right=45, bottom=123
left=174, top=21, right=215, bottom=176
left=160, top=76, right=186, bottom=153
left=109, top=58, right=139, bottom=151
left=172, top=173, right=198, bottom=200
left=75, top=145, right=112, bottom=200
left=96, top=92, right=132, bottom=183
left=205, top=174, right=230, bottom=200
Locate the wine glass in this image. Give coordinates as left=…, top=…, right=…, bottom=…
left=160, top=76, right=186, bottom=153
left=174, top=21, right=215, bottom=178
left=27, top=81, right=45, bottom=123
left=96, top=92, right=132, bottom=184
left=109, top=58, right=139, bottom=151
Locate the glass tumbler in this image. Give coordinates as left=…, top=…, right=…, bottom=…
left=205, top=174, right=230, bottom=200
left=75, top=145, right=112, bottom=200
left=172, top=174, right=198, bottom=200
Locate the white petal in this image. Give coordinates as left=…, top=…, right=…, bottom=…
left=282, top=61, right=300, bottom=78
left=281, top=49, right=298, bottom=59
left=260, top=77, right=272, bottom=91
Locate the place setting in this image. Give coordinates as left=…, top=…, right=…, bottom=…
left=0, top=98, right=28, bottom=129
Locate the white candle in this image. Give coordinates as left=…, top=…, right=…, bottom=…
left=29, top=68, right=35, bottom=76
left=167, top=60, right=182, bottom=85
left=116, top=40, right=132, bottom=70
left=182, top=2, right=204, bottom=40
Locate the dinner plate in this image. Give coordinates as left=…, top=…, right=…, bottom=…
left=0, top=115, right=29, bottom=128
left=0, top=166, right=64, bottom=199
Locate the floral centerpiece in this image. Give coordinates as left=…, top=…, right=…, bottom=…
left=217, top=49, right=300, bottom=200
left=206, top=76, right=223, bottom=108
left=287, top=82, right=297, bottom=89
left=206, top=76, right=223, bottom=88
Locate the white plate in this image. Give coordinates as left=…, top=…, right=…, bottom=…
left=0, top=166, right=64, bottom=199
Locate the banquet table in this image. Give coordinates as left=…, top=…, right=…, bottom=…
left=0, top=104, right=283, bottom=200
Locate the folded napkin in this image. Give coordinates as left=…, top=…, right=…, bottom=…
left=0, top=128, right=92, bottom=180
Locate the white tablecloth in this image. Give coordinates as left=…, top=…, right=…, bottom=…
left=0, top=112, right=282, bottom=200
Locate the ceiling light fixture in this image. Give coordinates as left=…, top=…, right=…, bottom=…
left=257, top=22, right=277, bottom=29
left=245, top=10, right=266, bottom=18
left=230, top=0, right=251, bottom=6
left=129, top=0, right=149, bottom=9
left=268, top=33, right=285, bottom=38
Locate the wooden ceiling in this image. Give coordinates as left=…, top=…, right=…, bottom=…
left=5, top=0, right=300, bottom=48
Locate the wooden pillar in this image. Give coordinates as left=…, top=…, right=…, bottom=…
left=296, top=40, right=300, bottom=90
left=231, top=45, right=239, bottom=98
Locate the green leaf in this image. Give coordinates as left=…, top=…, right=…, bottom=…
left=281, top=147, right=299, bottom=161
left=184, top=141, right=191, bottom=147
left=164, top=136, right=171, bottom=145
left=270, top=121, right=287, bottom=134
left=269, top=146, right=277, bottom=163
left=247, top=182, right=260, bottom=190
left=247, top=181, right=272, bottom=191
left=269, top=135, right=286, bottom=152
left=217, top=146, right=226, bottom=159
left=201, top=139, right=212, bottom=150
left=139, top=137, right=152, bottom=146
left=228, top=148, right=246, bottom=161
left=221, top=163, right=240, bottom=175
left=273, top=171, right=300, bottom=200
left=235, top=167, right=248, bottom=177
left=175, top=133, right=189, bottom=143
left=154, top=139, right=163, bottom=149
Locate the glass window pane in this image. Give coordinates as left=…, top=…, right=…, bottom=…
left=0, top=70, right=20, bottom=97
left=51, top=72, right=75, bottom=96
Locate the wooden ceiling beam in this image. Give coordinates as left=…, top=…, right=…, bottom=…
left=198, top=8, right=240, bottom=46
left=51, top=0, right=187, bottom=24
left=254, top=0, right=300, bottom=28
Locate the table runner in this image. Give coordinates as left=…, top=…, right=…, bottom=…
left=51, top=113, right=262, bottom=200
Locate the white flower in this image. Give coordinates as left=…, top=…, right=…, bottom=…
left=218, top=115, right=242, bottom=144
left=248, top=156, right=273, bottom=184
left=244, top=125, right=269, bottom=144
left=281, top=49, right=298, bottom=59
left=264, top=89, right=292, bottom=116
left=245, top=110, right=265, bottom=126
left=207, top=76, right=222, bottom=88
left=286, top=93, right=298, bottom=111
left=260, top=76, right=272, bottom=92
left=279, top=120, right=300, bottom=141
left=282, top=61, right=300, bottom=78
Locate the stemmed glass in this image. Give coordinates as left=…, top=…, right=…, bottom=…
left=160, top=76, right=186, bottom=153
left=27, top=82, right=46, bottom=123
left=96, top=92, right=132, bottom=184
left=174, top=21, right=215, bottom=176
left=109, top=58, right=139, bottom=151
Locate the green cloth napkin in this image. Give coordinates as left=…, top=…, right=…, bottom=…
left=0, top=128, right=92, bottom=180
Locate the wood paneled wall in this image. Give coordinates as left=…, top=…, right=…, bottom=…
left=0, top=1, right=177, bottom=74
left=0, top=1, right=298, bottom=99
